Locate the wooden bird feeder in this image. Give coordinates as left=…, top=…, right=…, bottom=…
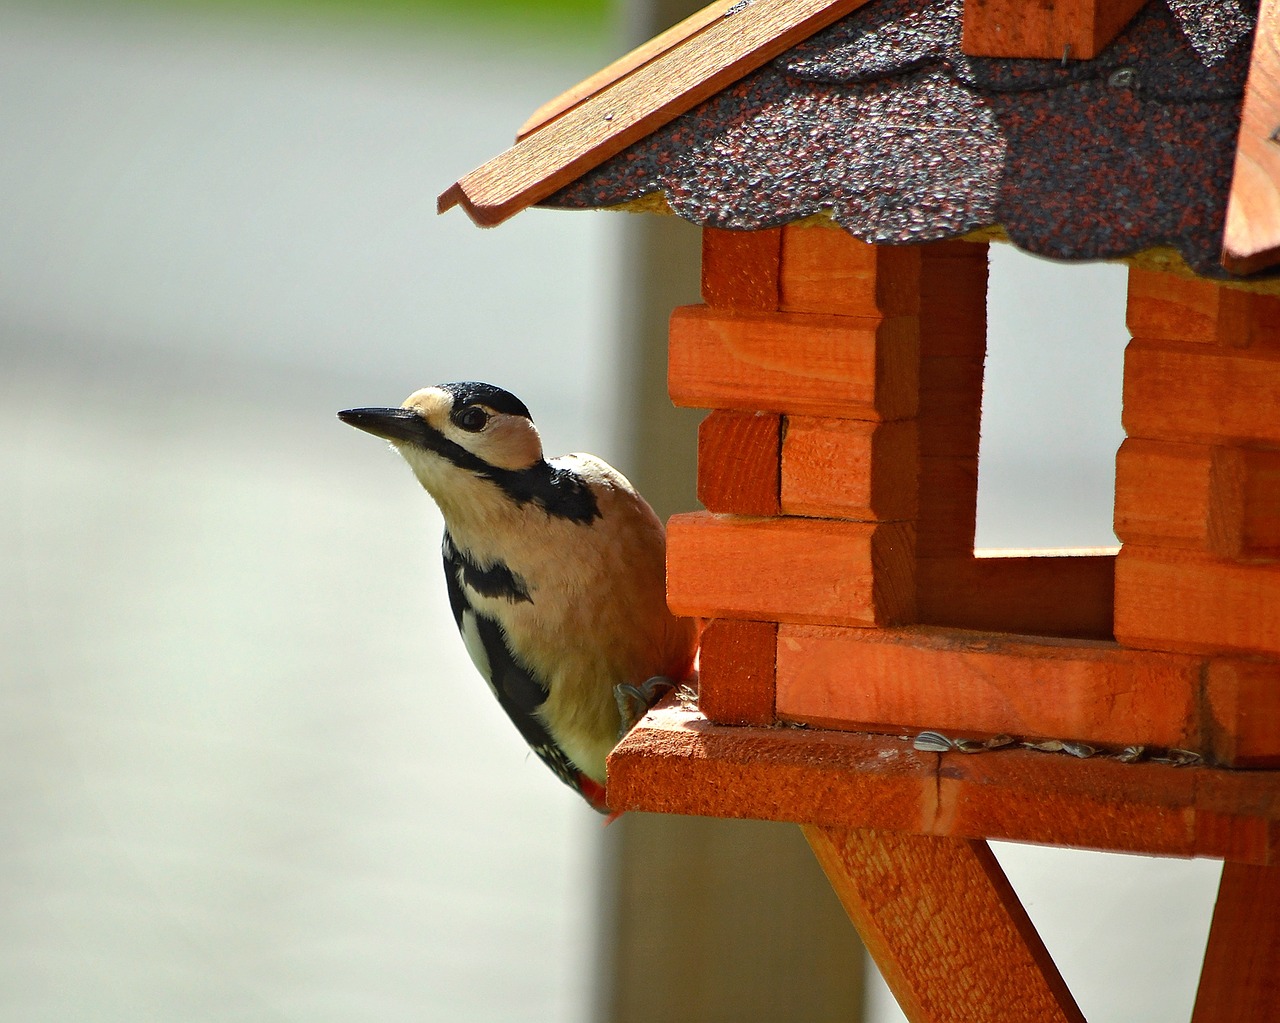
left=442, top=0, right=1280, bottom=1018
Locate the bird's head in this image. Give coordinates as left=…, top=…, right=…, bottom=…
left=339, top=382, right=544, bottom=498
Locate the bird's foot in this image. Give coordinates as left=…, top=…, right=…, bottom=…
left=614, top=676, right=676, bottom=740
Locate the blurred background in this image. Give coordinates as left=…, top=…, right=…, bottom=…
left=1, top=0, right=1224, bottom=1020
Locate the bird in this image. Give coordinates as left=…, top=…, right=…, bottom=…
left=338, top=382, right=700, bottom=813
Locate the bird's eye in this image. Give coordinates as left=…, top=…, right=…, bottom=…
left=456, top=405, right=490, bottom=432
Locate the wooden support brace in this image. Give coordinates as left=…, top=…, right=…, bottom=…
left=804, top=826, right=1085, bottom=1023
left=1191, top=860, right=1280, bottom=1022
left=666, top=512, right=915, bottom=626
left=668, top=305, right=919, bottom=420
left=961, top=0, right=1146, bottom=60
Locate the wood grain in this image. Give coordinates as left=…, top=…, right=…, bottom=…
left=1114, top=439, right=1244, bottom=554
left=778, top=224, right=920, bottom=317
left=606, top=700, right=1280, bottom=862
left=666, top=512, right=916, bottom=626
left=961, top=0, right=1146, bottom=60
left=780, top=417, right=917, bottom=521
left=1224, top=0, right=1280, bottom=274
left=804, top=827, right=1085, bottom=1023
left=439, top=0, right=873, bottom=226
left=697, top=618, right=778, bottom=726
left=701, top=227, right=782, bottom=311
left=1191, top=861, right=1280, bottom=1022
left=697, top=410, right=782, bottom=516
left=775, top=624, right=1201, bottom=751
left=1122, top=340, right=1280, bottom=445
left=1205, top=658, right=1280, bottom=767
left=668, top=305, right=919, bottom=420
left=1114, top=545, right=1280, bottom=656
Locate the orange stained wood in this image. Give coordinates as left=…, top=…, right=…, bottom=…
left=780, top=417, right=917, bottom=521
left=668, top=305, right=919, bottom=419
left=961, top=0, right=1147, bottom=60
left=775, top=624, right=1201, bottom=751
left=697, top=409, right=782, bottom=516
left=701, top=227, right=782, bottom=310
left=696, top=618, right=778, bottom=726
left=1122, top=341, right=1280, bottom=445
left=778, top=224, right=921, bottom=317
left=1191, top=860, right=1280, bottom=1023
left=1224, top=0, right=1280, bottom=274
left=1116, top=439, right=1280, bottom=557
left=1205, top=659, right=1280, bottom=768
left=1115, top=439, right=1245, bottom=555
left=606, top=700, right=1280, bottom=863
left=1129, top=268, right=1267, bottom=346
left=916, top=551, right=1116, bottom=640
left=1114, top=545, right=1280, bottom=656
left=438, top=0, right=874, bottom=226
left=805, top=827, right=1085, bottom=1023
left=665, top=512, right=915, bottom=626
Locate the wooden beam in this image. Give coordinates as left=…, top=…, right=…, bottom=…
left=438, top=0, right=873, bottom=226
left=780, top=417, right=917, bottom=521
left=961, top=0, right=1146, bottom=60
left=697, top=410, right=781, bottom=516
left=1122, top=341, right=1280, bottom=446
left=1114, top=545, right=1280, bottom=656
left=1191, top=861, right=1280, bottom=1022
left=701, top=227, right=782, bottom=311
left=666, top=511, right=915, bottom=626
left=775, top=624, right=1201, bottom=751
left=916, top=552, right=1116, bottom=640
left=697, top=618, right=778, bottom=726
left=778, top=224, right=920, bottom=317
left=606, top=700, right=1280, bottom=863
left=668, top=305, right=919, bottom=420
left=1224, top=0, right=1280, bottom=275
left=804, top=827, right=1085, bottom=1023
left=1204, top=658, right=1280, bottom=768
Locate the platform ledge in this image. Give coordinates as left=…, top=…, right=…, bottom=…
left=606, top=699, right=1280, bottom=864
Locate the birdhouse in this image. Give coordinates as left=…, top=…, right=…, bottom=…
left=442, top=0, right=1280, bottom=1018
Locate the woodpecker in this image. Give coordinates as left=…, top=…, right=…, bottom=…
left=339, top=382, right=700, bottom=813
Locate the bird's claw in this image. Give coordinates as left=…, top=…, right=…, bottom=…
left=615, top=676, right=676, bottom=739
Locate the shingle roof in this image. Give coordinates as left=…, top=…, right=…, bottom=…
left=443, top=0, right=1276, bottom=278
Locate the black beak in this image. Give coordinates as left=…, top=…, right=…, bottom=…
left=337, top=407, right=426, bottom=445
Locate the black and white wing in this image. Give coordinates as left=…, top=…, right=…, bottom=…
left=440, top=533, right=605, bottom=808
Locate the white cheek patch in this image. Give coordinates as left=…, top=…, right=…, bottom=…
left=459, top=609, right=498, bottom=699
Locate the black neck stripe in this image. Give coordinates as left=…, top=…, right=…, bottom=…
left=409, top=418, right=600, bottom=524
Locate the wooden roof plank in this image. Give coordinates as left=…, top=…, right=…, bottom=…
left=438, top=0, right=873, bottom=227
left=1224, top=0, right=1280, bottom=274
left=517, top=0, right=739, bottom=140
